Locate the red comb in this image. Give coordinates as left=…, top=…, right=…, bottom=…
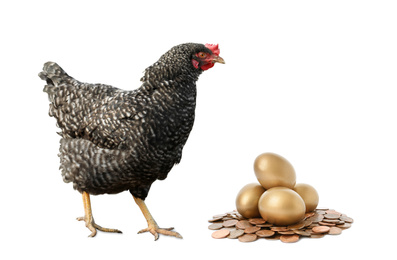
left=205, top=44, right=220, bottom=56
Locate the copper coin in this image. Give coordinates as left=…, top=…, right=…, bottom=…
left=293, top=230, right=311, bottom=237
left=309, top=214, right=324, bottom=223
left=319, top=221, right=335, bottom=226
left=288, top=221, right=306, bottom=230
left=244, top=226, right=261, bottom=234
left=223, top=219, right=238, bottom=227
left=280, top=234, right=300, bottom=243
left=209, top=216, right=224, bottom=222
left=326, top=210, right=341, bottom=215
left=340, top=216, right=354, bottom=223
left=208, top=223, right=223, bottom=230
left=324, top=214, right=340, bottom=219
left=213, top=213, right=227, bottom=218
left=328, top=227, right=342, bottom=235
left=228, top=229, right=245, bottom=239
left=270, top=226, right=289, bottom=232
left=310, top=233, right=325, bottom=238
left=257, top=223, right=273, bottom=228
left=322, top=218, right=340, bottom=223
left=305, top=212, right=316, bottom=218
left=236, top=220, right=253, bottom=229
left=337, top=223, right=351, bottom=229
left=212, top=229, right=230, bottom=239
left=312, top=226, right=331, bottom=233
left=303, top=219, right=313, bottom=227
left=238, top=234, right=257, bottom=242
left=265, top=234, right=281, bottom=240
left=249, top=218, right=267, bottom=225
left=256, top=230, right=275, bottom=238
left=278, top=231, right=296, bottom=235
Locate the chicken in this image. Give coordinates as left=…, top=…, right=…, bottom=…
left=39, top=43, right=224, bottom=239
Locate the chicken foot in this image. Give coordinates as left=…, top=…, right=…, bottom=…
left=77, top=191, right=122, bottom=237
left=133, top=196, right=183, bottom=240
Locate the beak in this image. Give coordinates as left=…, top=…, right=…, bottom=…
left=212, top=55, right=225, bottom=64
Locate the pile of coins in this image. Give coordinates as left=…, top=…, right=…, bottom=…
left=209, top=208, right=353, bottom=243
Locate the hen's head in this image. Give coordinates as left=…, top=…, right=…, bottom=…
left=143, top=43, right=224, bottom=82
left=190, top=43, right=225, bottom=71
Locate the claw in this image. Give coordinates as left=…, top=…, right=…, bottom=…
left=138, top=226, right=182, bottom=241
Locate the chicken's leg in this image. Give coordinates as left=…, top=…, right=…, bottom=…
left=133, top=196, right=182, bottom=240
left=77, top=191, right=122, bottom=237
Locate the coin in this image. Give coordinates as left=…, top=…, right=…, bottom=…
left=270, top=226, right=289, bottom=232
left=319, top=221, right=335, bottom=226
left=238, top=234, right=257, bottom=242
left=210, top=207, right=352, bottom=243
left=293, top=230, right=311, bottom=237
left=208, top=223, right=223, bottom=230
left=337, top=223, right=351, bottom=229
left=256, top=230, right=275, bottom=238
left=249, top=218, right=267, bottom=225
left=328, top=227, right=342, bottom=235
left=340, top=216, right=354, bottom=223
left=278, top=231, right=296, bottom=235
left=236, top=220, right=252, bottom=229
left=288, top=221, right=306, bottom=230
left=310, top=233, right=325, bottom=238
left=244, top=226, right=261, bottom=234
left=208, top=216, right=224, bottom=222
left=228, top=229, right=245, bottom=239
left=312, top=226, right=331, bottom=233
left=324, top=214, right=340, bottom=219
left=212, top=229, right=230, bottom=239
left=280, top=234, right=300, bottom=243
left=223, top=219, right=238, bottom=227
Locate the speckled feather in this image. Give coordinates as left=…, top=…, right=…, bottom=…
left=40, top=43, right=213, bottom=199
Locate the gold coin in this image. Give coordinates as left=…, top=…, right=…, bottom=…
left=236, top=220, right=253, bottom=229
left=280, top=234, right=300, bottom=243
left=212, top=229, right=230, bottom=239
left=228, top=229, right=245, bottom=239
left=223, top=219, right=238, bottom=227
left=312, top=226, right=331, bottom=233
left=208, top=223, right=223, bottom=230
left=238, top=234, right=258, bottom=242
left=256, top=230, right=275, bottom=238
left=244, top=226, right=261, bottom=234
left=328, top=227, right=342, bottom=235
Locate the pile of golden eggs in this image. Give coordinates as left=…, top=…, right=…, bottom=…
left=236, top=153, right=319, bottom=226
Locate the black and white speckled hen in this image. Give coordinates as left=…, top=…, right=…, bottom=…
left=39, top=43, right=224, bottom=239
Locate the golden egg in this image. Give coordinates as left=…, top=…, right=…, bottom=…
left=253, top=153, right=296, bottom=189
left=236, top=183, right=266, bottom=218
left=258, top=187, right=306, bottom=226
left=293, top=183, right=319, bottom=212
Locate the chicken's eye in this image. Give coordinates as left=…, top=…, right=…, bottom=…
left=197, top=52, right=207, bottom=58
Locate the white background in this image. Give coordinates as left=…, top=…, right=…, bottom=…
left=1, top=0, right=396, bottom=259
